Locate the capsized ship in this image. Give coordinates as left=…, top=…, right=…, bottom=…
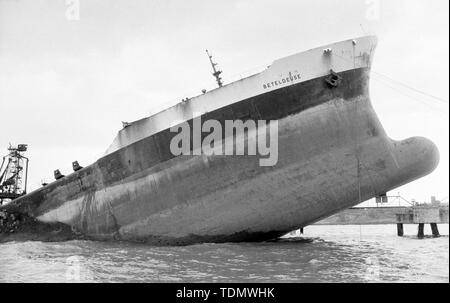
left=5, top=36, right=439, bottom=245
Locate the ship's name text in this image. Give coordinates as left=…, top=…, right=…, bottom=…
left=263, top=73, right=301, bottom=89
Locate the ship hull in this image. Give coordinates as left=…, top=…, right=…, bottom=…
left=6, top=37, right=439, bottom=245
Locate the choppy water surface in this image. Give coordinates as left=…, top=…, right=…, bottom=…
left=0, top=224, right=448, bottom=283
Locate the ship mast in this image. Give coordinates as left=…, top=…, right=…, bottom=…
left=206, top=49, right=223, bottom=88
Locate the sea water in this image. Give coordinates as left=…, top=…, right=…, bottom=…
left=0, top=224, right=448, bottom=283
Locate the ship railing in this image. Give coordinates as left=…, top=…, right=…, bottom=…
left=147, top=62, right=271, bottom=117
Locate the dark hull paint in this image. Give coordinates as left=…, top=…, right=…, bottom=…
left=11, top=68, right=368, bottom=214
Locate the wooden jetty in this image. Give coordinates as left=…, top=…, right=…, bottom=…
left=314, top=204, right=449, bottom=238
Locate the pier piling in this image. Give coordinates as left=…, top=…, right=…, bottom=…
left=417, top=223, right=425, bottom=238
left=397, top=223, right=404, bottom=237
left=430, top=223, right=440, bottom=237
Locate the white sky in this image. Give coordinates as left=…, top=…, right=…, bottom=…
left=0, top=0, right=448, bottom=204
